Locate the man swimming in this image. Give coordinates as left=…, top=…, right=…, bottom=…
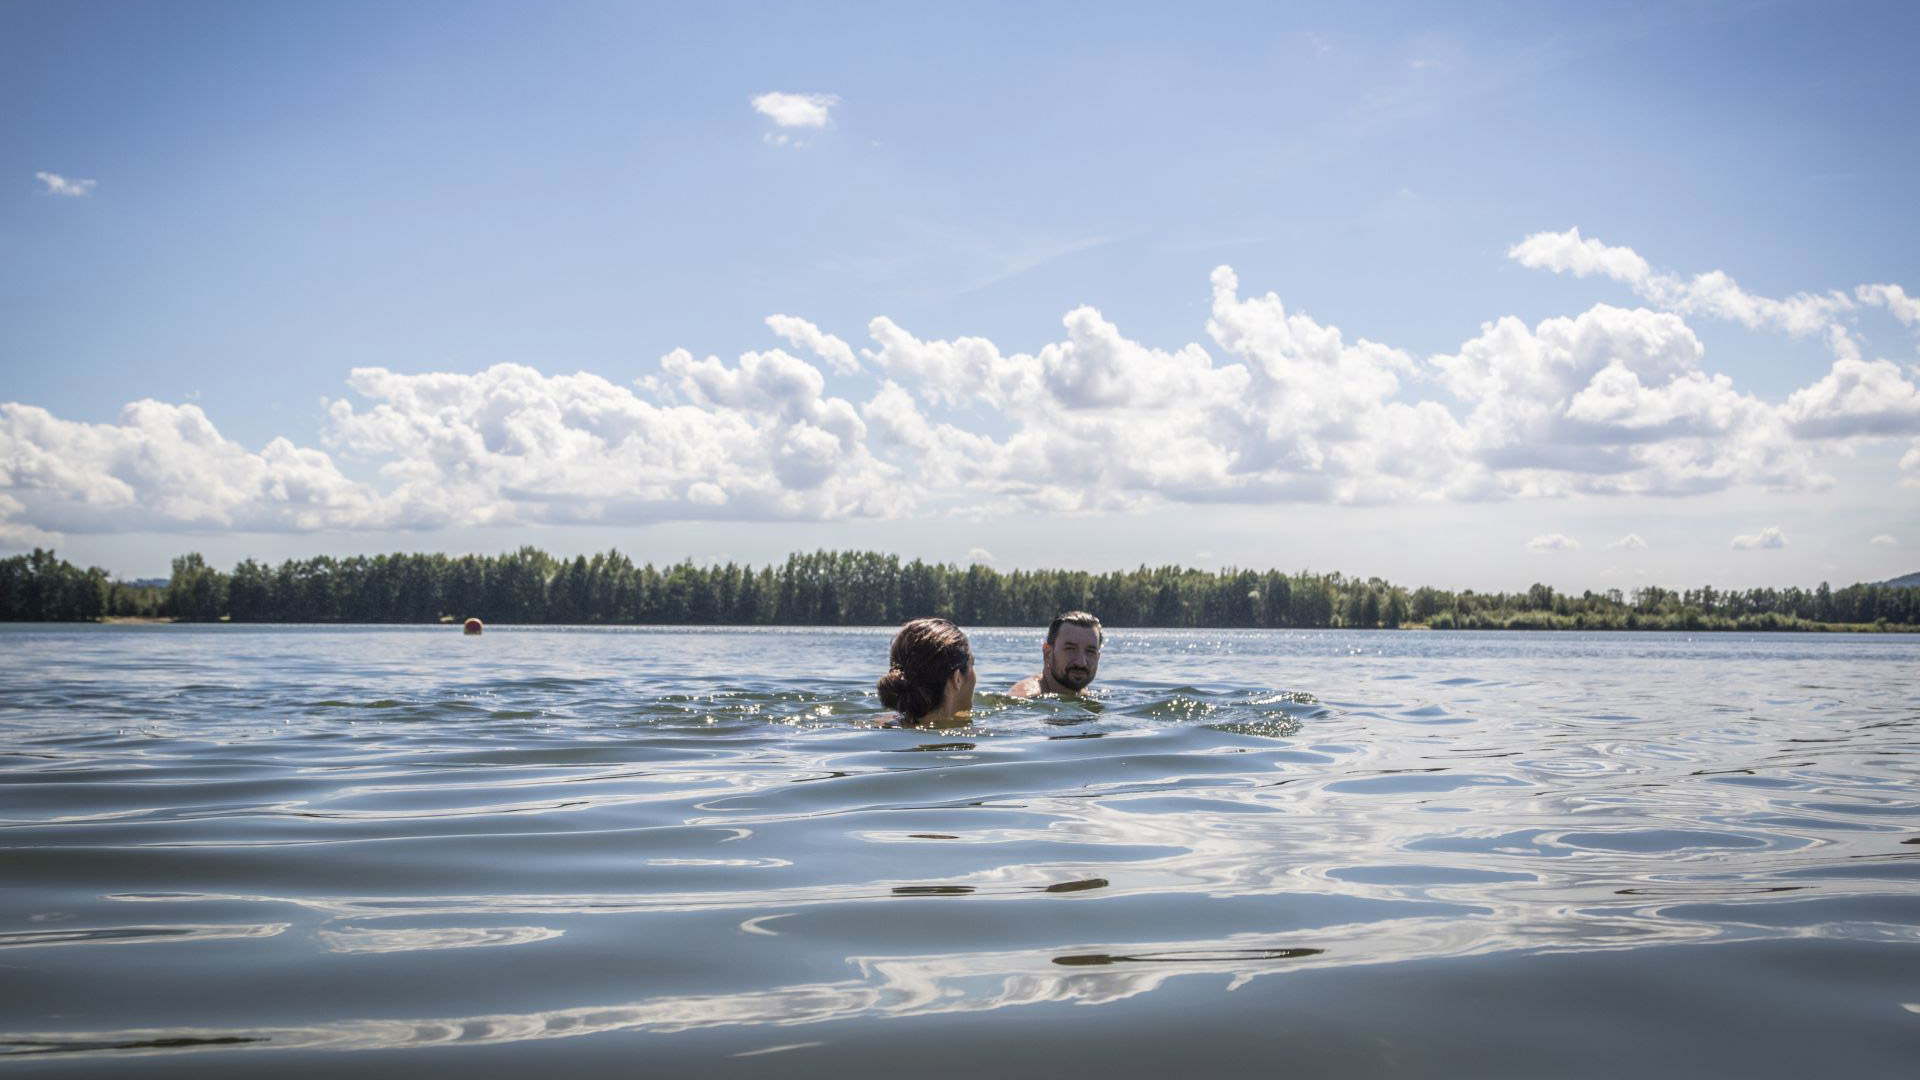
left=1010, top=610, right=1102, bottom=697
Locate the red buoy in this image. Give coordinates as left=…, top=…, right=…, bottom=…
left=463, top=617, right=484, bottom=635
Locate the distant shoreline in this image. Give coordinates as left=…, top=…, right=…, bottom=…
left=9, top=545, right=1916, bottom=631
left=37, top=617, right=1920, bottom=633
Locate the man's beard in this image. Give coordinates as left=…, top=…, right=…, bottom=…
left=1051, top=661, right=1093, bottom=691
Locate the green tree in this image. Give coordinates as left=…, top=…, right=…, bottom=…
left=166, top=553, right=228, bottom=622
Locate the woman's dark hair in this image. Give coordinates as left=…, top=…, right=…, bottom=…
left=877, top=617, right=972, bottom=721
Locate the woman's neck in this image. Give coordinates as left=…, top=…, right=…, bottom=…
left=911, top=692, right=969, bottom=728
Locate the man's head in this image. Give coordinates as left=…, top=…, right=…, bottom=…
left=1042, top=611, right=1102, bottom=693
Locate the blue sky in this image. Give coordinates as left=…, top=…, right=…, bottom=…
left=4, top=0, right=1917, bottom=588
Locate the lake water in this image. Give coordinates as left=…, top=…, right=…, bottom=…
left=2, top=624, right=1917, bottom=1077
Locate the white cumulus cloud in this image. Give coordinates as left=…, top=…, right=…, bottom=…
left=0, top=494, right=61, bottom=547
left=0, top=401, right=377, bottom=535
left=326, top=359, right=894, bottom=527
left=1431, top=303, right=1809, bottom=495
left=34, top=171, right=96, bottom=197
left=1731, top=527, right=1788, bottom=550
left=3, top=238, right=1916, bottom=545
left=1781, top=355, right=1920, bottom=437
left=1509, top=227, right=1920, bottom=479
left=1509, top=226, right=1652, bottom=287
left=751, top=91, right=838, bottom=128
left=1870, top=534, right=1897, bottom=546
left=1526, top=533, right=1581, bottom=552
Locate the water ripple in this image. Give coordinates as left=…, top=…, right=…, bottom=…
left=2, top=625, right=1917, bottom=1071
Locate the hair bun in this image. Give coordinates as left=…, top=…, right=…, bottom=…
left=877, top=666, right=938, bottom=718
left=876, top=668, right=910, bottom=710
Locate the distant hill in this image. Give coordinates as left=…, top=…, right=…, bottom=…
left=1884, top=571, right=1920, bottom=588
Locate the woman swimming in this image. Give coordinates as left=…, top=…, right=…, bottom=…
left=877, top=617, right=977, bottom=727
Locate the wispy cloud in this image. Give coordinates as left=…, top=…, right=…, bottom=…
left=1510, top=226, right=1855, bottom=337
left=953, top=235, right=1115, bottom=297
left=1731, top=527, right=1788, bottom=551
left=34, top=171, right=96, bottom=197
left=765, top=315, right=859, bottom=375
left=1857, top=284, right=1919, bottom=326
left=1870, top=534, right=1896, bottom=546
left=1606, top=533, right=1649, bottom=551
left=1526, top=533, right=1580, bottom=552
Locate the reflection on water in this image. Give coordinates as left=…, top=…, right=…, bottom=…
left=0, top=923, right=289, bottom=949
left=0, top=625, right=1917, bottom=1073
left=315, top=925, right=564, bottom=954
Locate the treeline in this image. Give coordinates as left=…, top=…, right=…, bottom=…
left=1416, top=581, right=1918, bottom=631
left=2, top=546, right=1917, bottom=630
left=0, top=549, right=166, bottom=621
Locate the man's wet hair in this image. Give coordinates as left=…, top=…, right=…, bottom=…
left=1046, top=610, right=1103, bottom=647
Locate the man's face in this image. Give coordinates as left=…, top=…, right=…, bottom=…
left=1045, top=623, right=1101, bottom=692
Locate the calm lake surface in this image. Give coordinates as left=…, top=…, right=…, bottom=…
left=2, top=625, right=1917, bottom=1077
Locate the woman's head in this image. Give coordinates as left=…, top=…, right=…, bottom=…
left=877, top=617, right=975, bottom=723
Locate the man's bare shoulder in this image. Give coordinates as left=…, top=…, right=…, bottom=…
left=1009, top=675, right=1044, bottom=698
